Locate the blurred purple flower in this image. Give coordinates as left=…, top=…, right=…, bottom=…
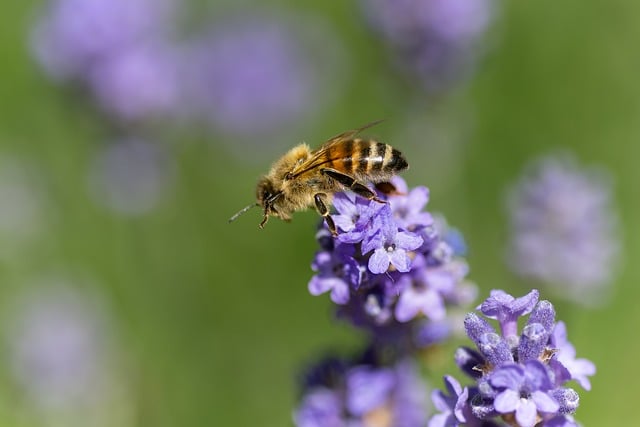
left=187, top=13, right=342, bottom=138
left=31, top=0, right=176, bottom=80
left=5, top=283, right=113, bottom=410
left=506, top=154, right=620, bottom=305
left=88, top=43, right=184, bottom=122
left=88, top=138, right=174, bottom=216
left=295, top=351, right=429, bottom=427
left=362, top=0, right=495, bottom=91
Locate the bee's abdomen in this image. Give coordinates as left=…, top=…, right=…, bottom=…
left=326, top=139, right=408, bottom=178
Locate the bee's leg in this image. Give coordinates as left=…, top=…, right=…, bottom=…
left=321, top=168, right=386, bottom=204
left=314, top=193, right=337, bottom=236
left=259, top=206, right=270, bottom=229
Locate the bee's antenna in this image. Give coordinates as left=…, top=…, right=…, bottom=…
left=228, top=203, right=259, bottom=223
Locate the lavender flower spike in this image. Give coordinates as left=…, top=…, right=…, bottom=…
left=307, top=177, right=475, bottom=351
left=429, top=290, right=594, bottom=427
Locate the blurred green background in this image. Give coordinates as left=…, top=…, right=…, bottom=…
left=0, top=0, right=638, bottom=426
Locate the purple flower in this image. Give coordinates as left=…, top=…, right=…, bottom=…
left=395, top=274, right=446, bottom=322
left=367, top=211, right=423, bottom=274
left=346, top=366, right=395, bottom=415
left=309, top=246, right=361, bottom=304
left=429, top=290, right=593, bottom=427
left=394, top=254, right=461, bottom=322
left=361, top=0, right=495, bottom=91
left=490, top=362, right=559, bottom=427
left=333, top=192, right=386, bottom=245
left=387, top=178, right=434, bottom=230
left=294, top=388, right=344, bottom=427
left=308, top=178, right=474, bottom=351
left=550, top=322, right=596, bottom=390
left=295, top=351, right=429, bottom=427
left=429, top=376, right=468, bottom=427
left=506, top=154, right=621, bottom=305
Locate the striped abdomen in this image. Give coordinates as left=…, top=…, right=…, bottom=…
left=322, top=138, right=408, bottom=180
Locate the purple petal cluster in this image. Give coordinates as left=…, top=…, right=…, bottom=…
left=294, top=350, right=429, bottom=427
left=309, top=177, right=475, bottom=350
left=31, top=0, right=183, bottom=122
left=429, top=290, right=594, bottom=427
left=506, top=154, right=620, bottom=305
left=361, top=0, right=495, bottom=91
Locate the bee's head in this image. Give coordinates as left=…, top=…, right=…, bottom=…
left=256, top=177, right=282, bottom=227
left=256, top=177, right=275, bottom=208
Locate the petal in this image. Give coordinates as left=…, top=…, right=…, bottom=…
left=430, top=389, right=451, bottom=413
left=493, top=389, right=520, bottom=413
left=490, top=364, right=525, bottom=390
left=361, top=229, right=383, bottom=254
left=424, top=269, right=456, bottom=293
left=389, top=176, right=408, bottom=193
left=406, top=186, right=430, bottom=211
left=444, top=375, right=463, bottom=398
left=389, top=248, right=412, bottom=272
left=531, top=390, right=560, bottom=413
left=331, top=192, right=356, bottom=215
left=394, top=287, right=422, bottom=322
left=524, top=360, right=553, bottom=391
left=333, top=214, right=356, bottom=233
left=308, top=277, right=334, bottom=296
left=395, top=231, right=424, bottom=250
left=515, top=398, right=538, bottom=427
left=571, top=358, right=596, bottom=390
left=368, top=249, right=390, bottom=274
left=329, top=281, right=350, bottom=305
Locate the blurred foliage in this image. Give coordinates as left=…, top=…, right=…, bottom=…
left=0, top=0, right=638, bottom=426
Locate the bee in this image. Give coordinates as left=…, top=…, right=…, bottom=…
left=229, top=121, right=409, bottom=235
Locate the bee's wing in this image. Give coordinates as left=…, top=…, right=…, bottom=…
left=288, top=120, right=383, bottom=179
left=323, top=119, right=383, bottom=145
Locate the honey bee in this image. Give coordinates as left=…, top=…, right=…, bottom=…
left=229, top=121, right=409, bottom=235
